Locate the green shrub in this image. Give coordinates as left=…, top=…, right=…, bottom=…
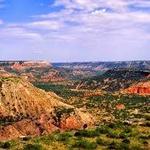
left=33, top=134, right=55, bottom=145
left=95, top=125, right=110, bottom=134
left=106, top=130, right=120, bottom=139
left=73, top=139, right=97, bottom=149
left=119, top=131, right=131, bottom=139
left=143, top=122, right=150, bottom=127
left=24, top=144, right=44, bottom=150
left=96, top=138, right=110, bottom=146
left=22, top=136, right=32, bottom=141
left=108, top=141, right=119, bottom=149
left=118, top=142, right=130, bottom=150
left=0, top=142, right=11, bottom=149
left=130, top=145, right=144, bottom=150
left=56, top=132, right=72, bottom=142
left=139, top=134, right=150, bottom=140
left=122, top=139, right=130, bottom=144
left=144, top=114, right=150, bottom=121
left=108, top=122, right=125, bottom=129
left=142, top=140, right=149, bottom=146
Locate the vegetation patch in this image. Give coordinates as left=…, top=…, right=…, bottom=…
left=72, top=139, right=97, bottom=149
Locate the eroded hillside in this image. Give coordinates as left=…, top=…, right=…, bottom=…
left=0, top=77, right=94, bottom=140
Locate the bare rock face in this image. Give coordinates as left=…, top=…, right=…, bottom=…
left=0, top=77, right=94, bottom=140
left=60, top=116, right=82, bottom=129
left=0, top=118, right=60, bottom=141
left=124, top=81, right=150, bottom=95
left=116, top=104, right=125, bottom=110
left=11, top=61, right=51, bottom=71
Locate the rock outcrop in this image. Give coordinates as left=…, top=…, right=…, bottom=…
left=124, top=81, right=150, bottom=95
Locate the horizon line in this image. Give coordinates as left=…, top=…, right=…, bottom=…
left=0, top=59, right=150, bottom=63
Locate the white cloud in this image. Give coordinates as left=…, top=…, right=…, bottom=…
left=2, top=0, right=150, bottom=42
left=26, top=20, right=63, bottom=30
left=0, top=26, right=42, bottom=40
left=1, top=0, right=150, bottom=61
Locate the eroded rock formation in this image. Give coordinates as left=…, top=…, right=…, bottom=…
left=124, top=81, right=150, bottom=95
left=0, top=77, right=94, bottom=140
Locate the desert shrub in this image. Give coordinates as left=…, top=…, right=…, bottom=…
left=54, top=107, right=74, bottom=119
left=139, top=134, right=150, bottom=140
left=118, top=142, right=130, bottom=150
left=142, top=140, right=149, bottom=146
left=33, top=134, right=55, bottom=145
left=144, top=114, right=150, bottom=121
left=0, top=141, right=11, bottom=149
left=55, top=132, right=72, bottom=142
left=119, top=130, right=132, bottom=139
left=108, top=121, right=125, bottom=129
left=96, top=138, right=103, bottom=145
left=119, top=133, right=130, bottom=139
left=96, top=138, right=110, bottom=146
left=108, top=123, right=117, bottom=129
left=72, top=139, right=97, bottom=149
left=130, top=145, right=144, bottom=150
left=122, top=138, right=130, bottom=144
left=106, top=130, right=121, bottom=139
left=22, top=136, right=32, bottom=141
left=74, top=129, right=99, bottom=137
left=124, top=126, right=132, bottom=133
left=24, top=144, right=44, bottom=150
left=143, top=122, right=150, bottom=127
left=108, top=141, right=119, bottom=149
left=53, top=107, right=74, bottom=126
left=95, top=125, right=110, bottom=134
left=113, top=110, right=129, bottom=120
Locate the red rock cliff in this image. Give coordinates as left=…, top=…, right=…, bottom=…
left=125, top=81, right=150, bottom=95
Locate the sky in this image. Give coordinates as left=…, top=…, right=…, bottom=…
left=0, top=0, right=150, bottom=62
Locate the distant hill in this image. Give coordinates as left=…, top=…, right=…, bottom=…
left=0, top=60, right=150, bottom=85
left=53, top=61, right=150, bottom=71
left=75, top=69, right=150, bottom=92
left=0, top=61, right=66, bottom=83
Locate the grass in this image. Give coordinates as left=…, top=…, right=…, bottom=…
left=55, top=132, right=73, bottom=142
left=72, top=139, right=97, bottom=149
left=23, top=144, right=44, bottom=150
left=1, top=122, right=149, bottom=150
left=74, top=129, right=99, bottom=137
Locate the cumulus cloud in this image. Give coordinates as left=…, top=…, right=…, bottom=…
left=0, top=26, right=42, bottom=40
left=32, top=0, right=150, bottom=42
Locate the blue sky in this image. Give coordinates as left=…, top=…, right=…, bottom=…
left=0, top=0, right=150, bottom=62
